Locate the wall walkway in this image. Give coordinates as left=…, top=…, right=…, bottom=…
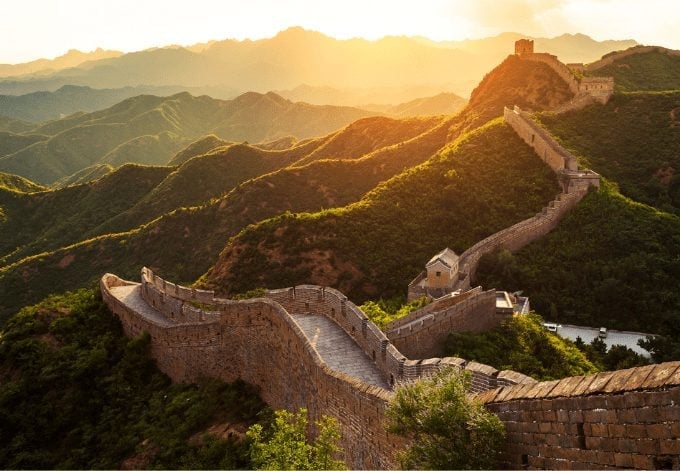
left=101, top=268, right=535, bottom=468
left=102, top=270, right=680, bottom=469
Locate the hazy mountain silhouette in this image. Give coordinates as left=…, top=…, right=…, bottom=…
left=0, top=28, right=636, bottom=98
left=0, top=48, right=122, bottom=78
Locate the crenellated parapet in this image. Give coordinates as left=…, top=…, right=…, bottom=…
left=476, top=361, right=680, bottom=469
left=101, top=268, right=539, bottom=468
left=102, top=268, right=680, bottom=470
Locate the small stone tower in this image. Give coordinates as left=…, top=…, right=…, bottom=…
left=515, top=39, right=534, bottom=55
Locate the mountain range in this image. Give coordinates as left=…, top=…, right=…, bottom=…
left=0, top=91, right=375, bottom=185
left=0, top=28, right=636, bottom=100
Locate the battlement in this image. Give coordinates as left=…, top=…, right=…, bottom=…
left=514, top=40, right=615, bottom=107
left=476, top=362, right=680, bottom=469
left=103, top=266, right=679, bottom=470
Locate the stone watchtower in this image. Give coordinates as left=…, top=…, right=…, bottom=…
left=515, top=39, right=534, bottom=55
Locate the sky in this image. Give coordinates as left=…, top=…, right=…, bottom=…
left=2, top=0, right=680, bottom=64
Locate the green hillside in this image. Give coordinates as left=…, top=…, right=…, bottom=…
left=95, top=143, right=310, bottom=234
left=52, top=164, right=114, bottom=188
left=0, top=115, right=451, bottom=320
left=202, top=120, right=559, bottom=301
left=538, top=91, right=680, bottom=214
left=0, top=91, right=373, bottom=185
left=0, top=172, right=45, bottom=193
left=292, top=116, right=442, bottom=166
left=0, top=53, right=579, bottom=320
left=0, top=116, right=34, bottom=134
left=0, top=132, right=46, bottom=157
left=0, top=289, right=263, bottom=469
left=476, top=181, right=680, bottom=336
left=589, top=49, right=680, bottom=92
left=168, top=134, right=231, bottom=166
left=0, top=165, right=173, bottom=265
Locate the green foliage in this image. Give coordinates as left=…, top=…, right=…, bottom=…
left=360, top=296, right=430, bottom=329
left=0, top=164, right=173, bottom=266
left=574, top=337, right=649, bottom=371
left=247, top=408, right=346, bottom=470
left=0, top=113, right=451, bottom=322
left=0, top=91, right=374, bottom=185
left=639, top=334, right=680, bottom=363
left=0, top=289, right=265, bottom=469
left=476, top=182, right=680, bottom=336
left=0, top=171, right=46, bottom=193
left=444, top=313, right=598, bottom=380
left=589, top=50, right=680, bottom=92
left=538, top=91, right=680, bottom=214
left=385, top=368, right=505, bottom=470
left=204, top=120, right=559, bottom=302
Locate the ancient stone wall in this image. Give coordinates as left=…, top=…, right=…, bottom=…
left=476, top=362, right=680, bottom=469
left=103, top=271, right=680, bottom=469
left=453, top=184, right=589, bottom=292
left=102, top=273, right=402, bottom=469
left=266, top=285, right=406, bottom=388
left=520, top=53, right=581, bottom=95
left=586, top=45, right=680, bottom=71
left=386, top=288, right=499, bottom=359
left=519, top=52, right=615, bottom=106
left=504, top=105, right=578, bottom=172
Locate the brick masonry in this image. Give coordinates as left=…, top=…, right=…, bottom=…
left=101, top=269, right=536, bottom=468
left=476, top=362, right=680, bottom=469
left=103, top=271, right=680, bottom=469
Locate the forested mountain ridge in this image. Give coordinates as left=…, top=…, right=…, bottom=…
left=0, top=91, right=373, bottom=185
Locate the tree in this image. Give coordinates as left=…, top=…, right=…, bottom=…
left=246, top=408, right=346, bottom=470
left=385, top=368, right=506, bottom=470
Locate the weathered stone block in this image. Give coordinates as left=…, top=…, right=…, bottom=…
left=607, top=423, right=626, bottom=438
left=614, top=452, right=633, bottom=468
left=642, top=363, right=680, bottom=389
left=636, top=438, right=659, bottom=455
left=646, top=423, right=672, bottom=439
left=631, top=454, right=654, bottom=469
left=659, top=439, right=680, bottom=454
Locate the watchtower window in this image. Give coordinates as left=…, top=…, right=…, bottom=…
left=435, top=271, right=441, bottom=277
left=531, top=134, right=535, bottom=143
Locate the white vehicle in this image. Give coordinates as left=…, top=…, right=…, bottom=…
left=544, top=323, right=558, bottom=332
left=599, top=327, right=608, bottom=338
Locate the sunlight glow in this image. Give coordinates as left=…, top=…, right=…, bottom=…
left=1, top=0, right=679, bottom=63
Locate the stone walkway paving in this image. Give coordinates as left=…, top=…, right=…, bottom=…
left=109, top=283, right=172, bottom=327
left=291, top=314, right=390, bottom=389
left=109, top=282, right=390, bottom=389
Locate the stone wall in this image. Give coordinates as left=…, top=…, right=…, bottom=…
left=102, top=273, right=402, bottom=469
left=520, top=52, right=581, bottom=95
left=386, top=288, right=499, bottom=359
left=476, top=362, right=680, bottom=469
left=518, top=52, right=614, bottom=106
left=103, top=271, right=680, bottom=469
left=266, top=285, right=405, bottom=388
left=453, top=184, right=589, bottom=292
left=586, top=45, right=680, bottom=72
left=504, top=105, right=578, bottom=172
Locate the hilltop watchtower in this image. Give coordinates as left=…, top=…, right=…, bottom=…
left=515, top=39, right=534, bottom=55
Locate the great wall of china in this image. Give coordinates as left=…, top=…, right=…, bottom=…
left=101, top=45, right=680, bottom=469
